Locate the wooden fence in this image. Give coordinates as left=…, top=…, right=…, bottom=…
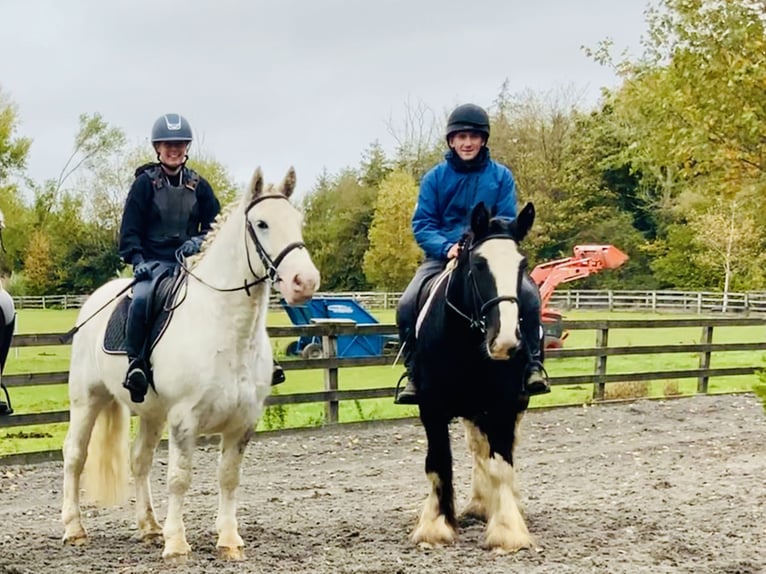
left=11, top=290, right=766, bottom=313
left=1, top=316, right=765, bottom=464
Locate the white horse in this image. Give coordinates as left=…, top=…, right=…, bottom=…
left=61, top=167, right=320, bottom=562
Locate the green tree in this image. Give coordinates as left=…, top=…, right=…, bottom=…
left=0, top=88, right=33, bottom=276
left=302, top=170, right=376, bottom=290
left=363, top=170, right=420, bottom=290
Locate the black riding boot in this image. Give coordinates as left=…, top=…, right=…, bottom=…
left=123, top=357, right=150, bottom=403
left=272, top=359, right=286, bottom=386
left=394, top=337, right=418, bottom=405
left=522, top=325, right=551, bottom=396
left=520, top=276, right=551, bottom=396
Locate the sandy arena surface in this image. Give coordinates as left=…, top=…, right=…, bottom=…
left=1, top=393, right=765, bottom=574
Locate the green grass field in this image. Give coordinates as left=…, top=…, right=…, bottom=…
left=1, top=307, right=764, bottom=456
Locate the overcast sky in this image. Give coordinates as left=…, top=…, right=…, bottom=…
left=1, top=0, right=649, bottom=196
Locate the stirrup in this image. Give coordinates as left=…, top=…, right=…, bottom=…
left=123, top=363, right=149, bottom=403
left=272, top=363, right=286, bottom=386
left=394, top=372, right=419, bottom=405
left=0, top=384, right=13, bottom=416
left=524, top=363, right=551, bottom=396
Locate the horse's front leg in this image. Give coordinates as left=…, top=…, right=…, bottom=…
left=412, top=409, right=457, bottom=547
left=481, top=413, right=534, bottom=553
left=215, top=426, right=254, bottom=561
left=461, top=419, right=490, bottom=521
left=162, top=417, right=197, bottom=563
left=131, top=415, right=164, bottom=544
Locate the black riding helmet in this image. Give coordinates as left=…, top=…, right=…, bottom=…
left=151, top=113, right=193, bottom=144
left=446, top=104, right=490, bottom=142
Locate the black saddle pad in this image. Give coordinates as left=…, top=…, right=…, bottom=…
left=102, top=271, right=185, bottom=355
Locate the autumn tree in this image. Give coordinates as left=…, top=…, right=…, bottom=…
left=363, top=170, right=420, bottom=290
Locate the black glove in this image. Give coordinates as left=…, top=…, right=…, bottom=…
left=133, top=260, right=153, bottom=281
left=180, top=236, right=203, bottom=257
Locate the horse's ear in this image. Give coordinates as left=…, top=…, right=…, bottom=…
left=248, top=167, right=264, bottom=202
left=282, top=166, right=296, bottom=198
left=471, top=202, right=490, bottom=237
left=514, top=202, right=535, bottom=242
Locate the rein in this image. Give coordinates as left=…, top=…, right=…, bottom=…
left=445, top=235, right=521, bottom=334
left=177, top=194, right=306, bottom=296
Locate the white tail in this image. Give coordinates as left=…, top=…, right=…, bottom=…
left=82, top=400, right=130, bottom=506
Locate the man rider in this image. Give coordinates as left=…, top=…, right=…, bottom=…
left=394, top=103, right=550, bottom=405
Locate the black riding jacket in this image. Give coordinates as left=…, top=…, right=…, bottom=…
left=118, top=164, right=221, bottom=265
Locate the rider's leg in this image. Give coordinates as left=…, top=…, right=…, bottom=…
left=123, top=278, right=153, bottom=403
left=395, top=259, right=446, bottom=405
left=519, top=274, right=550, bottom=395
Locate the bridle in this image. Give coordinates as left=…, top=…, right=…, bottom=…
left=177, top=194, right=306, bottom=296
left=445, top=234, right=522, bottom=335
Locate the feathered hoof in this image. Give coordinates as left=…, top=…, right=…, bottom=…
left=411, top=515, right=457, bottom=548
left=484, top=527, right=534, bottom=554
left=217, top=545, right=246, bottom=561
left=459, top=500, right=487, bottom=522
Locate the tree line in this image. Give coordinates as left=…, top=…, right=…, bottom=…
left=0, top=0, right=764, bottom=296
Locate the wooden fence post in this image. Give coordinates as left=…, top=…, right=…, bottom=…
left=315, top=318, right=355, bottom=424
left=592, top=326, right=609, bottom=401
left=697, top=325, right=714, bottom=394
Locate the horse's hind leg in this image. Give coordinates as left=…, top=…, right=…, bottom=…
left=215, top=426, right=254, bottom=561
left=481, top=414, right=534, bottom=553
left=162, top=416, right=197, bottom=563
left=131, top=416, right=164, bottom=543
left=61, top=394, right=109, bottom=545
left=412, top=411, right=457, bottom=547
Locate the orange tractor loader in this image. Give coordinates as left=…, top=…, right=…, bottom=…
left=530, top=245, right=629, bottom=349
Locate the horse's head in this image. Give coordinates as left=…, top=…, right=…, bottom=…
left=244, top=167, right=320, bottom=305
left=452, top=201, right=535, bottom=360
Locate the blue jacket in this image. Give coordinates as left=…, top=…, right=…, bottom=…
left=412, top=151, right=518, bottom=260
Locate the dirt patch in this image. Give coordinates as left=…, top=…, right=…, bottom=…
left=1, top=394, right=765, bottom=573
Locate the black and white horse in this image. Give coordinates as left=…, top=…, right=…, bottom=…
left=411, top=201, right=537, bottom=553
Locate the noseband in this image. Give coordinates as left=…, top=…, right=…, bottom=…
left=445, top=235, right=521, bottom=334
left=179, top=194, right=306, bottom=296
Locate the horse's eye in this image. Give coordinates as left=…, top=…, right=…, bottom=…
left=255, top=220, right=269, bottom=230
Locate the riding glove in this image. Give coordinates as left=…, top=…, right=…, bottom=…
left=180, top=236, right=204, bottom=257
left=133, top=261, right=153, bottom=281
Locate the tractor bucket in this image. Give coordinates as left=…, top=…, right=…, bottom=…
left=572, top=245, right=629, bottom=270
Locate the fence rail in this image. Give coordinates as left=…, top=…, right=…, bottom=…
left=10, top=290, right=766, bottom=313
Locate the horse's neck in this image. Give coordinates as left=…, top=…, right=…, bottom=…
left=181, top=209, right=269, bottom=339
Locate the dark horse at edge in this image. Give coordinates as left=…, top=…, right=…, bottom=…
left=411, top=201, right=537, bottom=553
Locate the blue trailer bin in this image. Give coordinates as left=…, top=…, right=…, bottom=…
left=280, top=297, right=398, bottom=359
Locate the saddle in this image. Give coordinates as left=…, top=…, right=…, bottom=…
left=414, top=261, right=455, bottom=338
left=102, top=267, right=186, bottom=357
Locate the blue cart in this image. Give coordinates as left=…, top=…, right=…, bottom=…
left=280, top=297, right=399, bottom=359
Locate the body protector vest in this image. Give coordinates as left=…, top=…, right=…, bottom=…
left=144, top=166, right=200, bottom=260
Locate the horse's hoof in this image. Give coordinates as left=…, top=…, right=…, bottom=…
left=140, top=530, right=164, bottom=545
left=162, top=541, right=192, bottom=564
left=217, top=545, right=246, bottom=561
left=459, top=501, right=487, bottom=522
left=484, top=529, right=534, bottom=554
left=62, top=534, right=89, bottom=546
left=411, top=517, right=457, bottom=548
left=162, top=551, right=190, bottom=565
left=62, top=529, right=89, bottom=546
